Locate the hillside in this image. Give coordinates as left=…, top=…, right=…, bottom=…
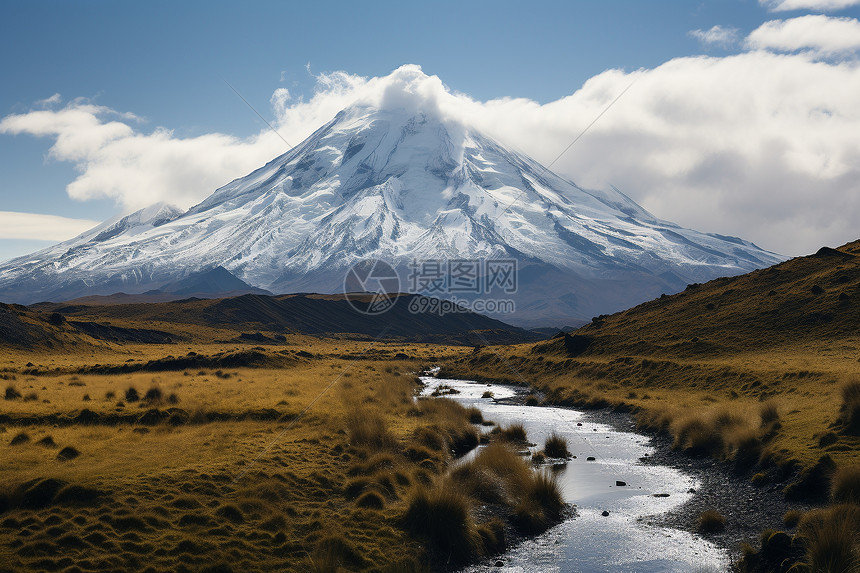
left=541, top=240, right=859, bottom=358
left=446, top=239, right=860, bottom=472
left=22, top=292, right=542, bottom=347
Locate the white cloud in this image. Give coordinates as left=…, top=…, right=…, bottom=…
left=689, top=25, right=740, bottom=49
left=746, top=15, right=860, bottom=56
left=2, top=58, right=860, bottom=257
left=34, top=93, right=62, bottom=108
left=761, top=0, right=860, bottom=11
left=0, top=211, right=99, bottom=241
left=0, top=100, right=290, bottom=212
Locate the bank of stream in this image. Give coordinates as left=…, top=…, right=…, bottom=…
left=420, top=375, right=730, bottom=573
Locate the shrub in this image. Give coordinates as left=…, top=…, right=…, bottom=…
left=125, top=387, right=139, bottom=402
left=10, top=432, right=30, bottom=445
left=525, top=395, right=539, bottom=406
left=4, top=385, right=21, bottom=400
left=544, top=433, right=570, bottom=459
left=403, top=485, right=479, bottom=564
left=105, top=390, right=115, bottom=400
left=23, top=392, right=38, bottom=402
left=698, top=510, right=726, bottom=533
left=481, top=391, right=494, bottom=399
left=831, top=465, right=860, bottom=504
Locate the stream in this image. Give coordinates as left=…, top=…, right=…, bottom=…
left=419, top=376, right=729, bottom=573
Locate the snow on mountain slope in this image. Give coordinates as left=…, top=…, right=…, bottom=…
left=0, top=102, right=783, bottom=326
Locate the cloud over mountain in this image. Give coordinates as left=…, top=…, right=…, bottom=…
left=3, top=19, right=860, bottom=257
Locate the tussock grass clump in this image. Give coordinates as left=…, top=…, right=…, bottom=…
left=4, top=384, right=21, bottom=400
left=373, top=372, right=418, bottom=406
left=356, top=490, right=385, bottom=509
left=403, top=484, right=479, bottom=564
left=36, top=436, right=57, bottom=448
left=525, top=395, right=539, bottom=406
left=499, top=423, right=528, bottom=443
left=839, top=378, right=860, bottom=434
left=544, top=433, right=570, bottom=459
left=830, top=465, right=860, bottom=504
left=657, top=404, right=766, bottom=466
left=345, top=408, right=397, bottom=450
left=448, top=442, right=565, bottom=536
left=465, top=406, right=483, bottom=424
left=759, top=400, right=780, bottom=425
left=698, top=510, right=726, bottom=533
left=56, top=446, right=80, bottom=461
left=514, top=470, right=564, bottom=533
left=125, top=387, right=140, bottom=402
left=10, top=432, right=30, bottom=445
left=311, top=535, right=365, bottom=572
left=785, top=454, right=837, bottom=503
left=414, top=398, right=479, bottom=456
left=796, top=504, right=860, bottom=573
left=451, top=442, right=531, bottom=506
left=215, top=504, right=244, bottom=523
left=476, top=517, right=506, bottom=555
left=784, top=509, right=802, bottom=528
left=23, top=391, right=38, bottom=401
left=143, top=386, right=163, bottom=404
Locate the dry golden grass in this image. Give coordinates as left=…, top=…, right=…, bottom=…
left=0, top=341, right=478, bottom=573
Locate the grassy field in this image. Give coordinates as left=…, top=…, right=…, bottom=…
left=0, top=339, right=568, bottom=573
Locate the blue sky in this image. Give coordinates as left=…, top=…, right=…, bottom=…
left=1, top=0, right=859, bottom=261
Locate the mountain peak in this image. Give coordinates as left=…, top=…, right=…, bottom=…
left=0, top=99, right=783, bottom=326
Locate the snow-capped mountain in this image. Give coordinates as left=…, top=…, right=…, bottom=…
left=0, top=103, right=783, bottom=326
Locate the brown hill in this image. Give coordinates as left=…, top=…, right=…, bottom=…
left=536, top=240, right=860, bottom=358
left=25, top=292, right=543, bottom=346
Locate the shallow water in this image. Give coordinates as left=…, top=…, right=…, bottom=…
left=420, top=376, right=728, bottom=573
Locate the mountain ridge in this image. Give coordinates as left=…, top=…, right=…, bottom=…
left=0, top=96, right=783, bottom=326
